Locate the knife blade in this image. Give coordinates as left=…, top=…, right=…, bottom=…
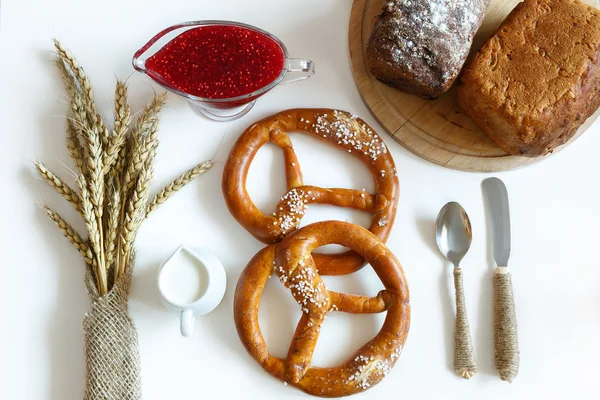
left=482, top=177, right=511, bottom=267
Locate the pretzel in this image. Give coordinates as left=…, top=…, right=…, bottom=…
left=222, top=109, right=399, bottom=275
left=234, top=221, right=410, bottom=397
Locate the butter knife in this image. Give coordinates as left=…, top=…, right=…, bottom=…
left=482, top=177, right=519, bottom=382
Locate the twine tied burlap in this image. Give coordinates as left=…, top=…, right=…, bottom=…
left=493, top=267, right=519, bottom=383
left=83, top=260, right=141, bottom=400
left=453, top=268, right=476, bottom=379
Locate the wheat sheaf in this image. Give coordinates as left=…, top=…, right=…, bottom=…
left=37, top=40, right=214, bottom=295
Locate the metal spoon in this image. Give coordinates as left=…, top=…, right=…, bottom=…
left=435, top=202, right=477, bottom=379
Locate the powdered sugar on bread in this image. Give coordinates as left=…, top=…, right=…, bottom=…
left=366, top=0, right=489, bottom=98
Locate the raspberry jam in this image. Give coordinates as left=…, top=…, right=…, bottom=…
left=145, top=24, right=285, bottom=99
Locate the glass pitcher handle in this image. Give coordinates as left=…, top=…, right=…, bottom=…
left=281, top=58, right=315, bottom=84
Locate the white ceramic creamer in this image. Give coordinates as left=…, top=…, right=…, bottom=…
left=157, top=246, right=226, bottom=337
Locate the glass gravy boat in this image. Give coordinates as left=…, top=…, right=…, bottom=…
left=132, top=20, right=315, bottom=121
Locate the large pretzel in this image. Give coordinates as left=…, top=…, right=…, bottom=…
left=222, top=109, right=399, bottom=275
left=234, top=221, right=410, bottom=397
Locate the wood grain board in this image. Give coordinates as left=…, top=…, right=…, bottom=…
left=349, top=0, right=600, bottom=172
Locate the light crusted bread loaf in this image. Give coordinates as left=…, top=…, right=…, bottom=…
left=458, top=0, right=600, bottom=156
left=366, top=0, right=489, bottom=99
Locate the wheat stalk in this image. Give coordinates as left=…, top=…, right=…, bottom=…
left=43, top=205, right=95, bottom=266
left=35, top=162, right=83, bottom=216
left=146, top=160, right=215, bottom=217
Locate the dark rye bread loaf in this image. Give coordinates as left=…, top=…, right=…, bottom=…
left=457, top=0, right=600, bottom=156
left=365, top=0, right=489, bottom=99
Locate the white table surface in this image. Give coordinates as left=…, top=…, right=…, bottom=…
left=2, top=0, right=600, bottom=399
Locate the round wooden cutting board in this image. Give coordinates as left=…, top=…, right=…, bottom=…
left=349, top=0, right=600, bottom=172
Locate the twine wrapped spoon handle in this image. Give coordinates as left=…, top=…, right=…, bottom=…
left=435, top=202, right=477, bottom=380
left=453, top=267, right=476, bottom=379
left=493, top=266, right=519, bottom=382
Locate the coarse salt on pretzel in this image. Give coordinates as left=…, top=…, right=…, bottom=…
left=222, top=108, right=399, bottom=275
left=234, top=221, right=410, bottom=397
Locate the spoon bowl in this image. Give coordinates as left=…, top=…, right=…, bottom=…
left=435, top=202, right=473, bottom=266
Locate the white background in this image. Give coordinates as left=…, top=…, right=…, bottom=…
left=2, top=1, right=600, bottom=399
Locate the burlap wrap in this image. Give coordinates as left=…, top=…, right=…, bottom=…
left=82, top=262, right=141, bottom=400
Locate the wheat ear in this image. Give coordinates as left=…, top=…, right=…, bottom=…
left=116, top=94, right=165, bottom=280
left=69, top=84, right=89, bottom=133
left=65, top=119, right=87, bottom=176
left=121, top=93, right=166, bottom=196
left=146, top=160, right=215, bottom=217
left=77, top=175, right=101, bottom=261
left=76, top=99, right=105, bottom=220
left=113, top=144, right=128, bottom=181
left=118, top=158, right=154, bottom=280
left=77, top=175, right=107, bottom=294
left=53, top=40, right=93, bottom=101
left=35, top=162, right=83, bottom=217
left=104, top=81, right=130, bottom=174
left=69, top=91, right=100, bottom=204
left=43, top=205, right=94, bottom=266
left=105, top=186, right=120, bottom=274
left=69, top=97, right=107, bottom=277
left=55, top=58, right=79, bottom=101
left=54, top=39, right=110, bottom=149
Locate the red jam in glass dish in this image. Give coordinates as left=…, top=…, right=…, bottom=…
left=145, top=25, right=285, bottom=99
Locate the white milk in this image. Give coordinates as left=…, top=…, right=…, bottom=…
left=160, top=249, right=208, bottom=305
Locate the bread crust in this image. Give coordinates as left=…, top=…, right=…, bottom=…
left=458, top=0, right=600, bottom=156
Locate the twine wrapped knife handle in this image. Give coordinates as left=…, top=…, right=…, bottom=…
left=453, top=268, right=476, bottom=379
left=493, top=267, right=519, bottom=382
